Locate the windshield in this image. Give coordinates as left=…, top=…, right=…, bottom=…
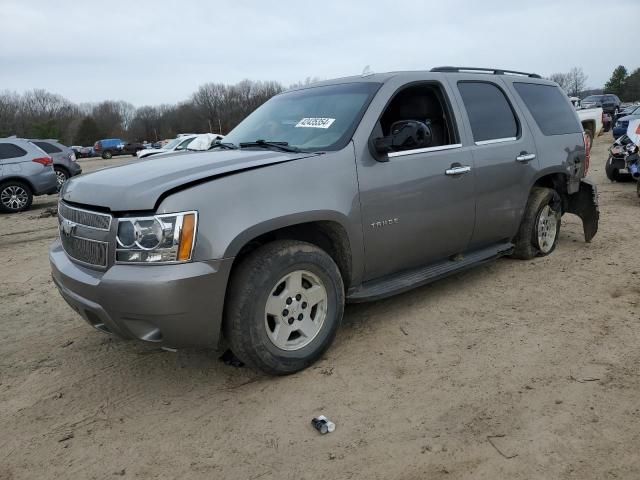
left=223, top=82, right=381, bottom=151
left=583, top=95, right=603, bottom=102
left=162, top=137, right=184, bottom=150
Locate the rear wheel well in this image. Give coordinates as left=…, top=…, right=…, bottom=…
left=54, top=164, right=70, bottom=175
left=232, top=221, right=353, bottom=289
left=533, top=174, right=570, bottom=211
left=581, top=120, right=595, bottom=139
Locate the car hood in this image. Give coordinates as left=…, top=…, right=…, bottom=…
left=62, top=149, right=318, bottom=212
left=138, top=148, right=168, bottom=157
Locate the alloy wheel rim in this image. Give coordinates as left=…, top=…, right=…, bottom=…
left=537, top=205, right=559, bottom=253
left=264, top=270, right=328, bottom=351
left=0, top=185, right=28, bottom=210
left=55, top=170, right=67, bottom=187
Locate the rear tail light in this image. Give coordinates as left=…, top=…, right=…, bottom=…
left=583, top=132, right=591, bottom=175
left=32, top=157, right=53, bottom=167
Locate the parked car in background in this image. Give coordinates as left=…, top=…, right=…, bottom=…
left=122, top=142, right=147, bottom=156
left=0, top=138, right=57, bottom=213
left=51, top=67, right=598, bottom=374
left=613, top=109, right=640, bottom=139
left=576, top=107, right=604, bottom=141
left=581, top=94, right=621, bottom=114
left=136, top=134, right=199, bottom=159
left=614, top=104, right=640, bottom=125
left=93, top=138, right=127, bottom=159
left=79, top=146, right=95, bottom=158
left=30, top=139, right=82, bottom=189
left=146, top=133, right=224, bottom=159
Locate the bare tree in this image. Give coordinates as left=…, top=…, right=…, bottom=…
left=548, top=73, right=570, bottom=93
left=566, top=67, right=588, bottom=97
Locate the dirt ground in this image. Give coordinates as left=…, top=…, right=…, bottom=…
left=1, top=137, right=639, bottom=480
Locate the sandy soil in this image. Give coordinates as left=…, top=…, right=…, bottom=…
left=1, top=137, right=639, bottom=480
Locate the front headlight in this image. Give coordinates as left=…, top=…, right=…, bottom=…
left=116, top=211, right=197, bottom=264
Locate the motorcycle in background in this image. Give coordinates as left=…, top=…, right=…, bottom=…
left=606, top=119, right=640, bottom=184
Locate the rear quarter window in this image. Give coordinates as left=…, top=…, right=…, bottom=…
left=0, top=143, right=28, bottom=160
left=33, top=141, right=62, bottom=154
left=513, top=83, right=581, bottom=136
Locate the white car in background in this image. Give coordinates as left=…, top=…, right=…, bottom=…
left=145, top=133, right=224, bottom=159
left=136, top=135, right=198, bottom=159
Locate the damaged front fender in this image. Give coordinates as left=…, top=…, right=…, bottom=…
left=565, top=178, right=599, bottom=242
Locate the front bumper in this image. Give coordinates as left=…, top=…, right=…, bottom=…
left=68, top=161, right=82, bottom=176
left=50, top=239, right=234, bottom=348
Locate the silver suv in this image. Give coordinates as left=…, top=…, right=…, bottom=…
left=50, top=67, right=599, bottom=374
left=0, top=138, right=58, bottom=213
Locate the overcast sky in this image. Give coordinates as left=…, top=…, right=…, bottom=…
left=1, top=0, right=638, bottom=106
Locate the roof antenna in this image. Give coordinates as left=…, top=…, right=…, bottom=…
left=361, top=65, right=374, bottom=77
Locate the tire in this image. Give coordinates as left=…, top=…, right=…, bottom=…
left=637, top=181, right=640, bottom=199
left=54, top=166, right=69, bottom=190
left=511, top=187, right=562, bottom=260
left=605, top=156, right=632, bottom=182
left=102, top=150, right=112, bottom=159
left=0, top=180, right=33, bottom=213
left=224, top=240, right=344, bottom=375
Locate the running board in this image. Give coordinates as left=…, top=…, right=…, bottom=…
left=347, top=242, right=514, bottom=303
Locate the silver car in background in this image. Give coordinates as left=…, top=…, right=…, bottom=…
left=0, top=138, right=58, bottom=213
left=30, top=139, right=82, bottom=188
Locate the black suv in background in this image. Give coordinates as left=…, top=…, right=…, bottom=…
left=581, top=94, right=622, bottom=114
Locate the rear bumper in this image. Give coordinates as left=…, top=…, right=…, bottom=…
left=32, top=168, right=58, bottom=195
left=49, top=239, right=234, bottom=349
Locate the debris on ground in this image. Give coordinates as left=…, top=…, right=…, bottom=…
left=311, top=415, right=335, bottom=434
left=486, top=434, right=517, bottom=459
left=35, top=207, right=58, bottom=219
left=58, top=432, right=74, bottom=443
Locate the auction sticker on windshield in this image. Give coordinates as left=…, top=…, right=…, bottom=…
left=295, top=118, right=336, bottom=129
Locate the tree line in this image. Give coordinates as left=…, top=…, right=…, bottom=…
left=2, top=68, right=638, bottom=147
left=549, top=65, right=640, bottom=101
left=0, top=79, right=318, bottom=146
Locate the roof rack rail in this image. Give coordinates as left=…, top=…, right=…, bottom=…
left=430, top=66, right=541, bottom=79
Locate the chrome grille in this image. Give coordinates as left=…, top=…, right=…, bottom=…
left=58, top=202, right=111, bottom=230
left=60, top=234, right=108, bottom=267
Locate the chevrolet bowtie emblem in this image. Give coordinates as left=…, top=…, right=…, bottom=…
left=61, top=218, right=77, bottom=236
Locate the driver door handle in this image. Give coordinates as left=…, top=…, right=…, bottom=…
left=445, top=165, right=471, bottom=176
left=516, top=152, right=536, bottom=163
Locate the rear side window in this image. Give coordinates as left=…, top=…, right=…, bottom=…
left=513, top=83, right=581, bottom=136
left=0, top=143, right=28, bottom=160
left=33, top=141, right=62, bottom=153
left=457, top=81, right=519, bottom=143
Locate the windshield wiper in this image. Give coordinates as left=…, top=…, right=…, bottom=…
left=208, top=141, right=238, bottom=150
left=239, top=140, right=301, bottom=153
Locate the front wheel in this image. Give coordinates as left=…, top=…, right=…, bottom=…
left=102, top=150, right=112, bottom=159
left=224, top=240, right=344, bottom=375
left=511, top=187, right=561, bottom=260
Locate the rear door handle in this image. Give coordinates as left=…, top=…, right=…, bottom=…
left=445, top=165, right=471, bottom=176
left=516, top=153, right=536, bottom=163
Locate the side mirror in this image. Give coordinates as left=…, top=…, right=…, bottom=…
left=370, top=120, right=433, bottom=162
